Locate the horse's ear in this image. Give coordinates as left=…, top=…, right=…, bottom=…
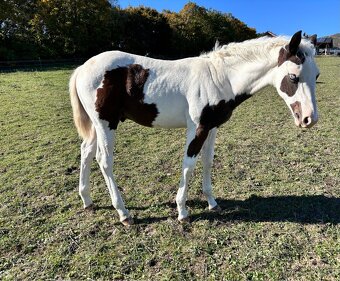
left=289, top=30, right=302, bottom=55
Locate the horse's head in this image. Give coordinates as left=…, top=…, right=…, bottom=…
left=275, top=31, right=319, bottom=128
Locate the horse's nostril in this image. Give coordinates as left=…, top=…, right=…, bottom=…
left=295, top=112, right=300, bottom=120
left=303, top=116, right=311, bottom=125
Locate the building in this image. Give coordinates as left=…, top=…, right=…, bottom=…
left=263, top=31, right=277, bottom=37
left=316, top=37, right=333, bottom=55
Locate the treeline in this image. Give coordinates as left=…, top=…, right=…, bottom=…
left=0, top=1, right=257, bottom=61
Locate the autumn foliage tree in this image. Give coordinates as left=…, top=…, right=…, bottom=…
left=0, top=0, right=117, bottom=59
left=0, top=1, right=257, bottom=60
left=164, top=2, right=256, bottom=57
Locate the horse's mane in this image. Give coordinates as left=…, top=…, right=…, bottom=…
left=201, top=36, right=315, bottom=65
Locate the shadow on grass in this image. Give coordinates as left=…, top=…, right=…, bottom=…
left=134, top=195, right=339, bottom=225
left=96, top=195, right=340, bottom=225
left=189, top=195, right=340, bottom=224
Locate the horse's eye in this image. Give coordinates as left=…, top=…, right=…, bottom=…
left=289, top=73, right=299, bottom=83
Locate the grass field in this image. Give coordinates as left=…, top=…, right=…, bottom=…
left=0, top=57, right=339, bottom=280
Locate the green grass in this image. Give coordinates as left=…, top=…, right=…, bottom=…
left=0, top=57, right=339, bottom=280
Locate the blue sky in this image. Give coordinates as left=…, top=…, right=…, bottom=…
left=118, top=0, right=340, bottom=37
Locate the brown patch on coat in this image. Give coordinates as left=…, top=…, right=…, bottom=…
left=278, top=31, right=304, bottom=66
left=290, top=101, right=302, bottom=123
left=95, top=64, right=158, bottom=130
left=187, top=125, right=210, bottom=158
left=278, top=46, right=305, bottom=66
left=278, top=44, right=305, bottom=97
left=280, top=75, right=298, bottom=97
left=187, top=93, right=251, bottom=157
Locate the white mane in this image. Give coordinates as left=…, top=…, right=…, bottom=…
left=201, top=36, right=315, bottom=65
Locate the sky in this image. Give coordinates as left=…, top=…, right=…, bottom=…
left=118, top=0, right=340, bottom=37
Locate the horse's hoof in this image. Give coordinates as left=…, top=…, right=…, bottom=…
left=178, top=216, right=190, bottom=224
left=122, top=217, right=134, bottom=226
left=84, top=204, right=95, bottom=212
left=210, top=205, right=222, bottom=213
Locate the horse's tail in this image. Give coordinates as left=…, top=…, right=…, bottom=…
left=69, top=67, right=94, bottom=140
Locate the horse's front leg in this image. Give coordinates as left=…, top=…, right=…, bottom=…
left=176, top=119, right=217, bottom=222
left=176, top=125, right=199, bottom=222
left=201, top=128, right=221, bottom=212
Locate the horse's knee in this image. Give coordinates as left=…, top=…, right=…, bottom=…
left=201, top=146, right=214, bottom=163
left=183, top=155, right=197, bottom=169
left=202, top=158, right=213, bottom=168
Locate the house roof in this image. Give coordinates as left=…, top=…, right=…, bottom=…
left=264, top=31, right=276, bottom=37
left=317, top=37, right=333, bottom=44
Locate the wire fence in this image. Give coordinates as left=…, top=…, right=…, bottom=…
left=0, top=58, right=86, bottom=72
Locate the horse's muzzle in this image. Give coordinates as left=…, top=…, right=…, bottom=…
left=295, top=115, right=318, bottom=128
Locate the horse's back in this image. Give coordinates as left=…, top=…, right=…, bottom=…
left=76, top=51, right=192, bottom=128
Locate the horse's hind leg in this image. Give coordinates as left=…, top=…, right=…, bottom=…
left=95, top=124, right=132, bottom=225
left=201, top=128, right=220, bottom=211
left=79, top=131, right=97, bottom=208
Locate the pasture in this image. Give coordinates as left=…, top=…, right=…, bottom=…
left=0, top=57, right=339, bottom=280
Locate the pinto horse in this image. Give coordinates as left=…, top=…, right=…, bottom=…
left=70, top=31, right=319, bottom=225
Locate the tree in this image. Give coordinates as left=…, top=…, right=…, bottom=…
left=30, top=0, right=115, bottom=58
left=0, top=0, right=118, bottom=59
left=0, top=1, right=257, bottom=60
left=116, top=6, right=172, bottom=57
left=165, top=2, right=256, bottom=58
left=0, top=0, right=40, bottom=60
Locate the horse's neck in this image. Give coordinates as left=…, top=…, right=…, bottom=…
left=224, top=56, right=278, bottom=96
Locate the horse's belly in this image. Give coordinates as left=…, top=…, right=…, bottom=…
left=147, top=95, right=188, bottom=128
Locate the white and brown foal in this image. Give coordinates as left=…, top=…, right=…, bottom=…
left=70, top=31, right=319, bottom=225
